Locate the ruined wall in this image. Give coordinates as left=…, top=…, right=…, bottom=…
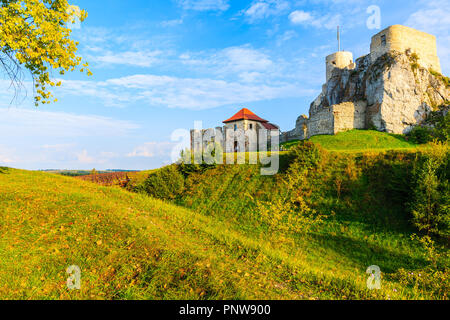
left=280, top=115, right=308, bottom=142
left=332, top=101, right=367, bottom=133
left=370, top=25, right=441, bottom=73
left=307, top=107, right=334, bottom=138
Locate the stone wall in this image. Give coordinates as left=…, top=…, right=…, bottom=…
left=332, top=101, right=367, bottom=133
left=307, top=107, right=334, bottom=138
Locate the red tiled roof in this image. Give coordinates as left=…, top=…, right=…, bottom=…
left=262, top=122, right=279, bottom=130
left=223, top=108, right=268, bottom=123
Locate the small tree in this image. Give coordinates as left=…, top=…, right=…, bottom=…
left=412, top=159, right=441, bottom=235
left=410, top=143, right=450, bottom=238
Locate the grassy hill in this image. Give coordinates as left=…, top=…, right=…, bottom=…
left=1, top=168, right=333, bottom=300
left=282, top=130, right=419, bottom=152
left=1, top=139, right=447, bottom=299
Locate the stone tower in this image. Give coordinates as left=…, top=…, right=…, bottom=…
left=370, top=25, right=441, bottom=73
left=325, top=26, right=355, bottom=81
left=325, top=51, right=354, bottom=81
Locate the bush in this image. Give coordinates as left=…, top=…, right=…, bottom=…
left=410, top=143, right=450, bottom=238
left=432, top=110, right=450, bottom=142
left=409, top=126, right=433, bottom=144
left=409, top=106, right=450, bottom=144
left=144, top=165, right=185, bottom=200
left=255, top=142, right=324, bottom=235
left=286, top=141, right=323, bottom=171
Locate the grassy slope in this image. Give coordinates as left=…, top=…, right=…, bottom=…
left=0, top=162, right=441, bottom=300
left=0, top=168, right=320, bottom=300
left=282, top=130, right=419, bottom=152
left=172, top=143, right=448, bottom=300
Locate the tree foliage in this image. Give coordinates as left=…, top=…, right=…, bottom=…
left=409, top=106, right=450, bottom=144
left=144, top=165, right=185, bottom=201
left=0, top=0, right=90, bottom=105
left=410, top=142, right=450, bottom=238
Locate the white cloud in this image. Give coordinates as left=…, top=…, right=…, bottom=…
left=0, top=108, right=139, bottom=138
left=41, top=143, right=76, bottom=151
left=0, top=157, right=13, bottom=164
left=51, top=73, right=313, bottom=110
left=289, top=10, right=313, bottom=24
left=289, top=10, right=342, bottom=30
left=127, top=142, right=176, bottom=158
left=75, top=150, right=118, bottom=165
left=104, top=74, right=312, bottom=110
left=76, top=150, right=96, bottom=164
left=404, top=1, right=450, bottom=34
left=161, top=19, right=184, bottom=27
left=219, top=46, right=274, bottom=73
left=179, top=45, right=275, bottom=79
left=177, top=0, right=229, bottom=11
left=276, top=30, right=298, bottom=46
left=91, top=50, right=164, bottom=67
left=239, top=71, right=263, bottom=83
left=38, top=44, right=318, bottom=110
left=109, top=75, right=296, bottom=110
left=244, top=0, right=290, bottom=22
left=0, top=147, right=14, bottom=164
left=56, top=79, right=133, bottom=107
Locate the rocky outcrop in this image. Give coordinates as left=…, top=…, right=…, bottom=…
left=281, top=50, right=450, bottom=142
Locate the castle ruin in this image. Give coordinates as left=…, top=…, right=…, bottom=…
left=281, top=25, right=449, bottom=142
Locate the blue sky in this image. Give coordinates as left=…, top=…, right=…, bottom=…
left=0, top=0, right=449, bottom=170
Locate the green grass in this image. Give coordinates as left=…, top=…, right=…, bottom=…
left=0, top=165, right=445, bottom=300
left=282, top=130, right=420, bottom=153
left=281, top=140, right=301, bottom=150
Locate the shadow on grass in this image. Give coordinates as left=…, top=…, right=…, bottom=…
left=387, top=132, right=418, bottom=147
left=0, top=167, right=9, bottom=174
left=309, top=232, right=427, bottom=274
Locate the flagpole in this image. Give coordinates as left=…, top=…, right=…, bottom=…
left=337, top=26, right=340, bottom=52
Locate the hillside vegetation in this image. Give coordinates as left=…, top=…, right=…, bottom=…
left=1, top=168, right=344, bottom=300
left=0, top=131, right=448, bottom=300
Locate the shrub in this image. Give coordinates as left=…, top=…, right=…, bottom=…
left=367, top=121, right=378, bottom=131
left=286, top=141, right=323, bottom=171
left=144, top=165, right=185, bottom=200
left=409, top=107, right=450, bottom=144
left=429, top=69, right=450, bottom=88
left=410, top=143, right=450, bottom=238
left=410, top=53, right=420, bottom=72
left=255, top=144, right=324, bottom=235
left=409, top=126, right=433, bottom=144
left=432, top=110, right=450, bottom=142
left=393, top=266, right=449, bottom=299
